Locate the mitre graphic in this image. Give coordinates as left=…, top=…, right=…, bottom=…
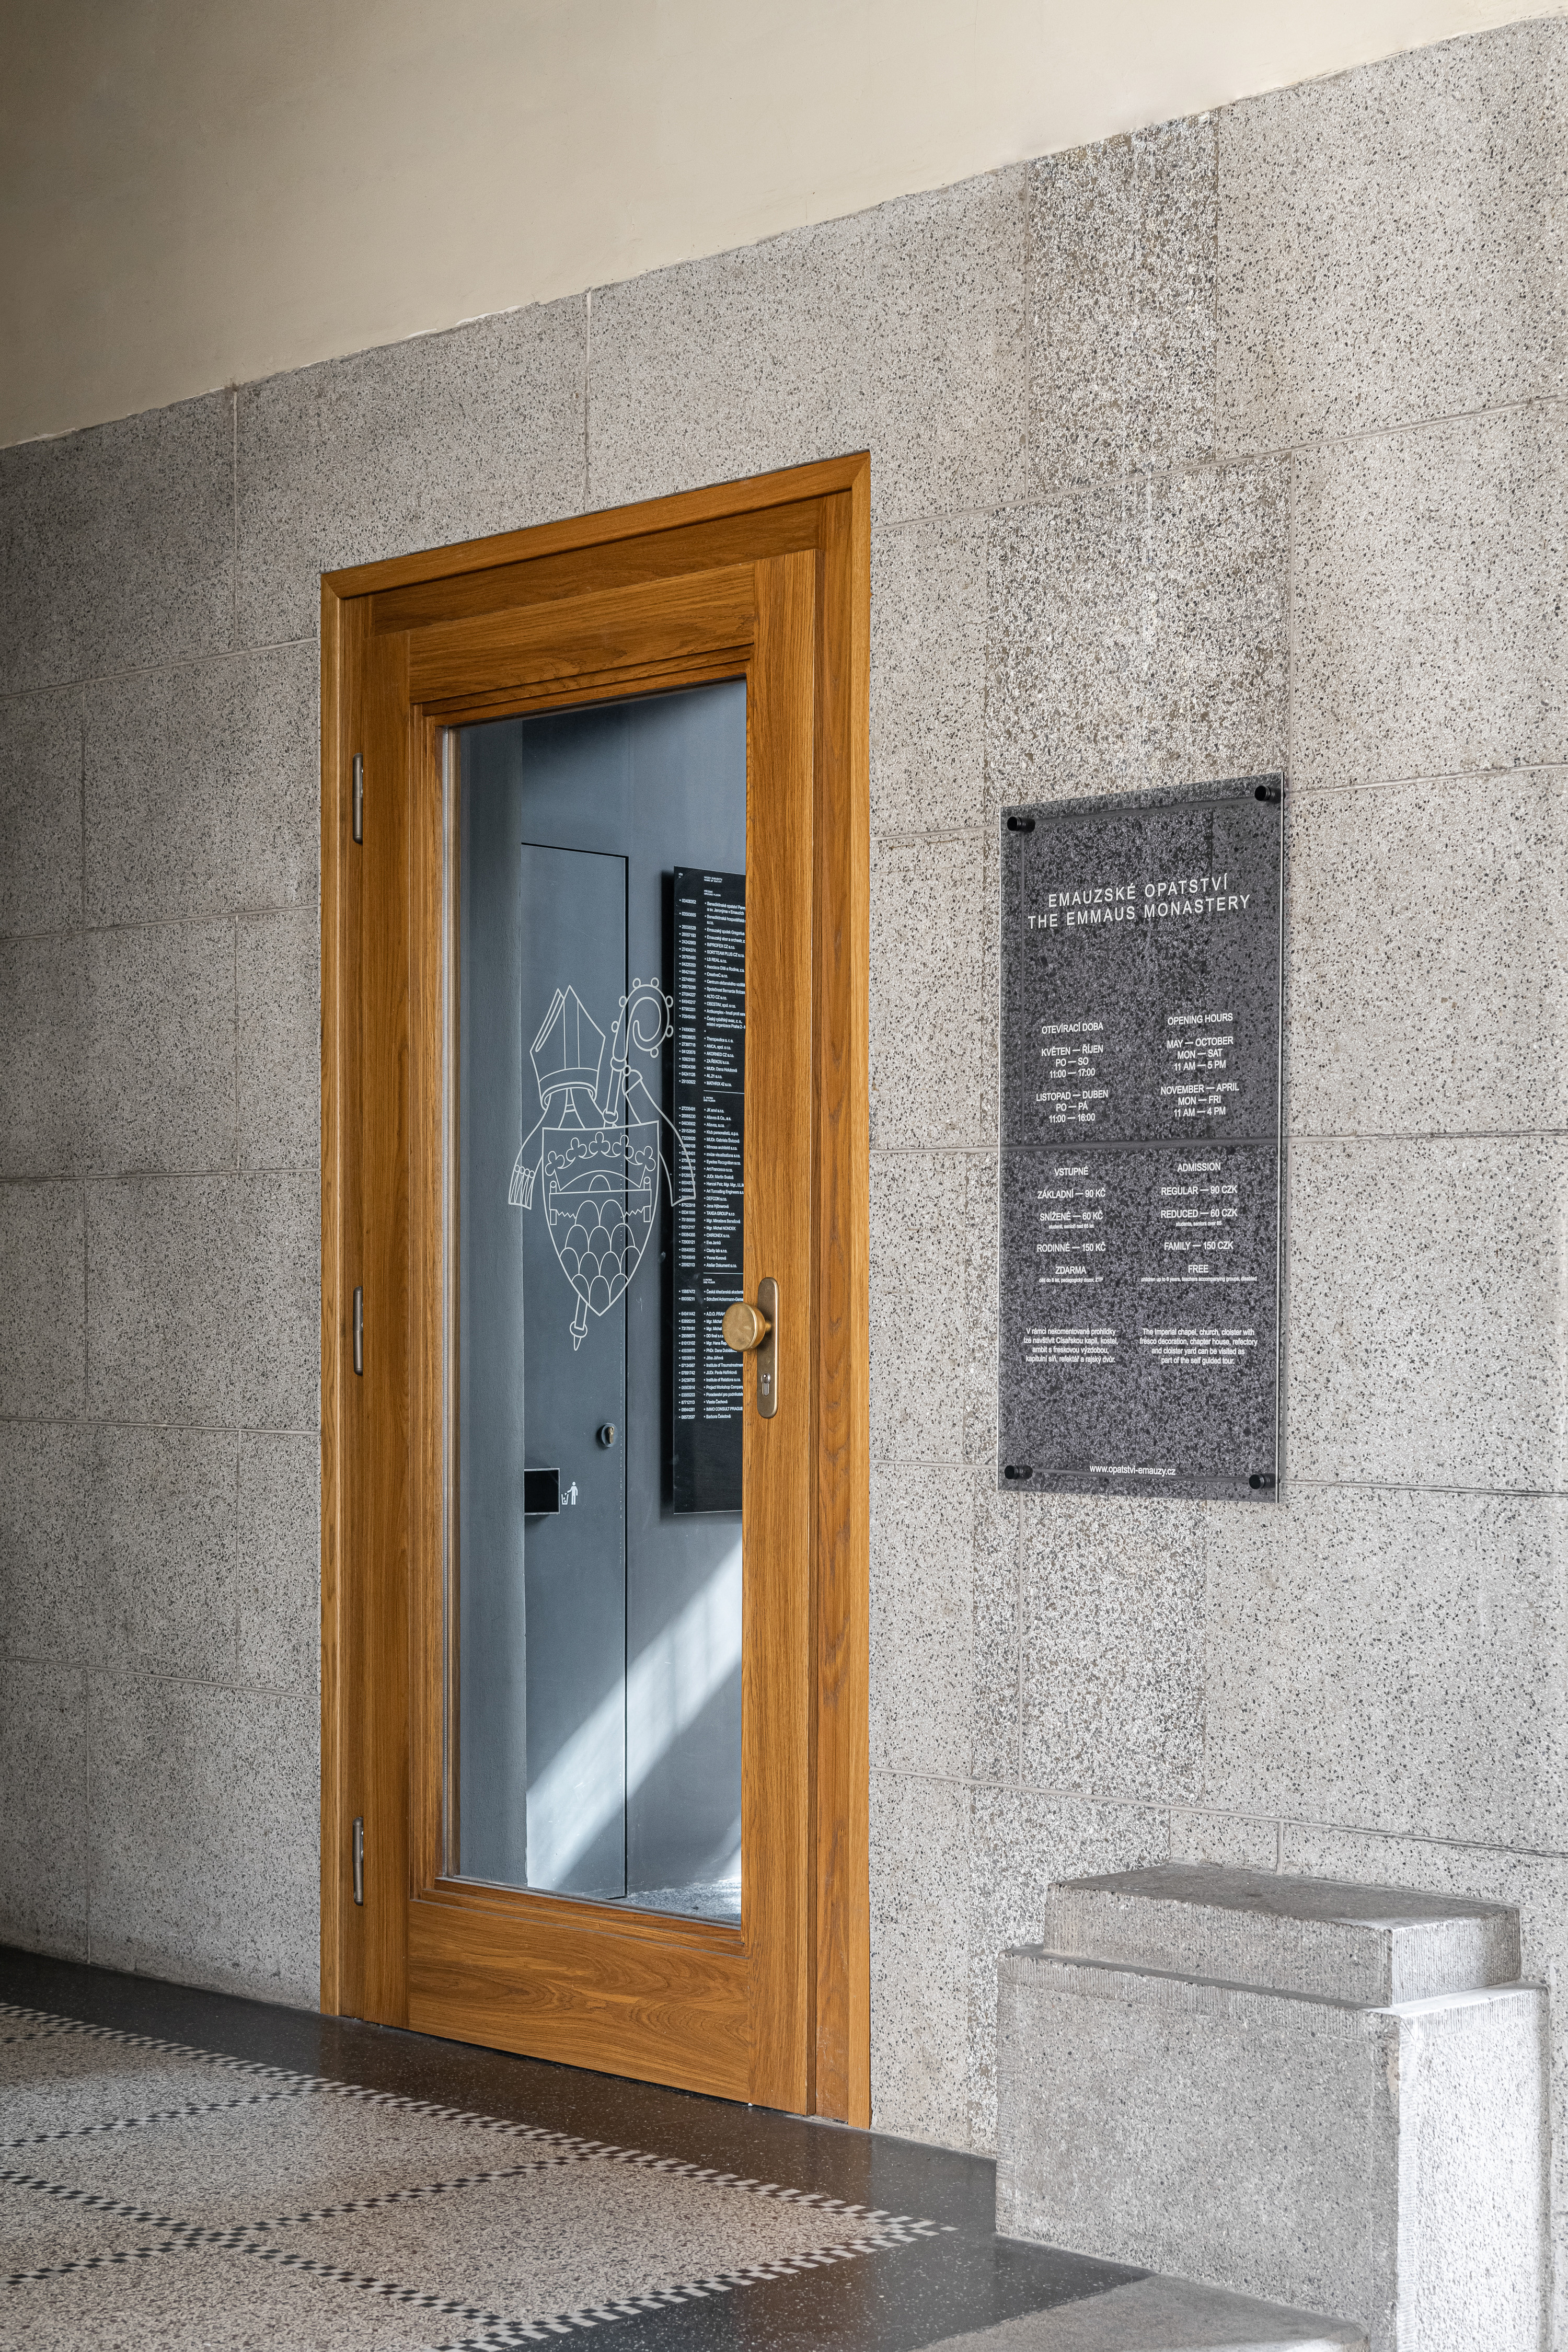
left=528, top=985, right=605, bottom=1105
left=508, top=980, right=695, bottom=1348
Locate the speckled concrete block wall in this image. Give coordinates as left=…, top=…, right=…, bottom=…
left=0, top=309, right=590, bottom=2003
left=0, top=9, right=1563, bottom=2243
left=868, top=23, right=1568, bottom=2239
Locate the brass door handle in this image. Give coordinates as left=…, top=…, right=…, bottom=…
left=722, top=1300, right=770, bottom=1351
left=722, top=1278, right=779, bottom=1418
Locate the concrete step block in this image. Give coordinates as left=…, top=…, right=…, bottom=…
left=996, top=1948, right=1548, bottom=2352
left=1041, top=1864, right=1519, bottom=2004
left=917, top=2270, right=1367, bottom=2352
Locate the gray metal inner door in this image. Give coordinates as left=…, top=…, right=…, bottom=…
left=452, top=682, right=746, bottom=1920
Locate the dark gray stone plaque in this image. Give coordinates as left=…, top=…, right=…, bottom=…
left=999, top=780, right=1283, bottom=1501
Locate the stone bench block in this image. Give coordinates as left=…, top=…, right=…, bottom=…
left=996, top=1944, right=1548, bottom=2352
left=1042, top=1865, right=1519, bottom=2005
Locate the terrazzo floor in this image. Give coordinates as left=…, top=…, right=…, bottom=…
left=0, top=1947, right=1362, bottom=2352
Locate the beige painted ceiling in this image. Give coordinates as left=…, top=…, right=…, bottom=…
left=1, top=0, right=1557, bottom=446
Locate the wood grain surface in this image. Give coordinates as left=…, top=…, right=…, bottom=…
left=409, top=1899, right=750, bottom=2101
left=406, top=563, right=756, bottom=705
left=320, top=458, right=871, bottom=2121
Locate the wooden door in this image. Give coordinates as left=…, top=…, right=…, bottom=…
left=319, top=460, right=871, bottom=2121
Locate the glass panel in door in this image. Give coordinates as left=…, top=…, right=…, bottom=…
left=445, top=681, right=747, bottom=1923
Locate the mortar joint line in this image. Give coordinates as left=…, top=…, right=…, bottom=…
left=868, top=1768, right=1568, bottom=1869
left=989, top=383, right=1568, bottom=528
left=0, top=1654, right=319, bottom=1703
left=0, top=638, right=315, bottom=708
left=0, top=904, right=315, bottom=941
left=233, top=918, right=241, bottom=1175
left=230, top=389, right=239, bottom=656
left=79, top=1176, right=89, bottom=1468
left=0, top=1414, right=317, bottom=1436
left=82, top=1586, right=93, bottom=1968
left=582, top=290, right=592, bottom=512
left=76, top=679, right=87, bottom=940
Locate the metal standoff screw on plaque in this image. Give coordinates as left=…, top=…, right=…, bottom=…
left=723, top=1278, right=779, bottom=1419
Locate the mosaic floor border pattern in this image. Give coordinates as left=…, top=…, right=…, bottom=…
left=0, top=2002, right=941, bottom=2350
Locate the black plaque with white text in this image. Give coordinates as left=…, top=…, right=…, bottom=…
left=999, top=780, right=1283, bottom=1501
left=669, top=867, right=745, bottom=1513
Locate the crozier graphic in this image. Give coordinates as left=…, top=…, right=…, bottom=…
left=509, top=979, right=696, bottom=1348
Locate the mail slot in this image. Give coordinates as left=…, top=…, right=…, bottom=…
left=522, top=1467, right=560, bottom=1515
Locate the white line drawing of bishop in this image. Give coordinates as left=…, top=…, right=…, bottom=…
left=508, top=978, right=696, bottom=1349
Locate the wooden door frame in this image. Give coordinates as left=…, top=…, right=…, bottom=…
left=318, top=455, right=871, bottom=2124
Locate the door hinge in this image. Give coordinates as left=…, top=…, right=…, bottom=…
left=353, top=1287, right=363, bottom=1376
left=352, top=1816, right=364, bottom=1906
left=352, top=754, right=364, bottom=844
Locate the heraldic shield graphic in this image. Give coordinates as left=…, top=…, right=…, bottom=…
left=508, top=977, right=696, bottom=1349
